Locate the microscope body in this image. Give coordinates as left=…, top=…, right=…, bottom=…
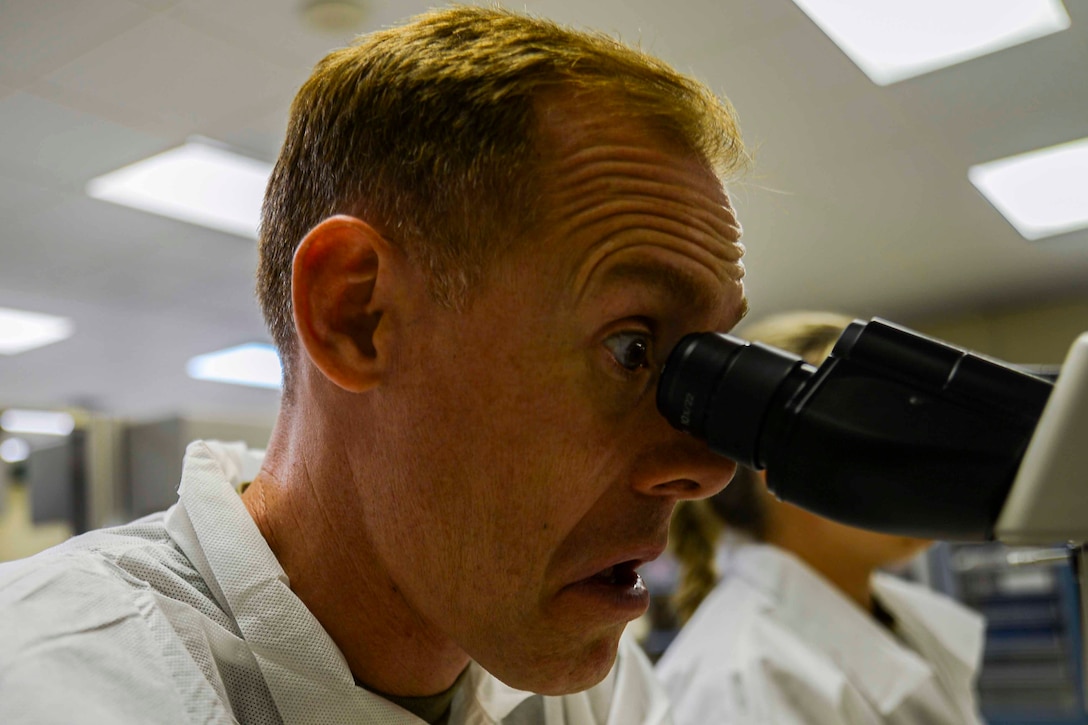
left=658, top=318, right=1088, bottom=546
left=995, top=330, right=1088, bottom=544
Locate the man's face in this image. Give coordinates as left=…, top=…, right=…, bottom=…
left=359, top=101, right=747, bottom=694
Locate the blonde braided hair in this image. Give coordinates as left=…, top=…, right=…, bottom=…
left=670, top=499, right=724, bottom=624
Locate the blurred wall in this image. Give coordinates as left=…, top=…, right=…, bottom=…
left=0, top=465, right=72, bottom=562
left=912, top=296, right=1088, bottom=366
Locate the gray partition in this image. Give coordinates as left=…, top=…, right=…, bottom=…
left=28, top=437, right=79, bottom=527
left=126, top=418, right=272, bottom=518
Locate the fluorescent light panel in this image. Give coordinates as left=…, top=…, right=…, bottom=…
left=791, top=0, right=1070, bottom=85
left=970, top=137, right=1088, bottom=241
left=187, top=343, right=282, bottom=389
left=87, top=138, right=271, bottom=239
left=0, top=409, right=75, bottom=436
left=0, top=306, right=73, bottom=355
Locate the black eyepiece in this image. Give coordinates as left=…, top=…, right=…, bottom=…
left=657, top=332, right=814, bottom=469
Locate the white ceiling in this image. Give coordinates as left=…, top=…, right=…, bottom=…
left=0, top=0, right=1086, bottom=424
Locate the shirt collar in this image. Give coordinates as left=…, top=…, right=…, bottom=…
left=717, top=536, right=933, bottom=714
left=871, top=571, right=985, bottom=699
left=166, top=440, right=540, bottom=724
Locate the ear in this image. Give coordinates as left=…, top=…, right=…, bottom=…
left=291, top=215, right=396, bottom=393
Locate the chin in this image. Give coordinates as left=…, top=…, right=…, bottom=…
left=487, top=631, right=621, bottom=696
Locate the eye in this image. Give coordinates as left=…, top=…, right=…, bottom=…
left=603, top=330, right=652, bottom=373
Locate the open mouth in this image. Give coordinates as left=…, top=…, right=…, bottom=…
left=561, top=557, right=653, bottom=617
left=588, top=560, right=645, bottom=589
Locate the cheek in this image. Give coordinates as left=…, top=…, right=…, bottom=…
left=453, top=393, right=632, bottom=586
left=390, top=330, right=637, bottom=555
left=488, top=400, right=618, bottom=527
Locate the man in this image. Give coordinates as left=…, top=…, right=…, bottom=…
left=0, top=6, right=748, bottom=723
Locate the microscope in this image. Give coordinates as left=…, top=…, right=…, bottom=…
left=657, top=318, right=1088, bottom=696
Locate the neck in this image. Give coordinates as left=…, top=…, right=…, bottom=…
left=762, top=508, right=875, bottom=614
left=241, top=408, right=470, bottom=697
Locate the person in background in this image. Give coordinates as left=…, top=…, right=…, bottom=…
left=656, top=310, right=987, bottom=725
left=0, top=6, right=749, bottom=724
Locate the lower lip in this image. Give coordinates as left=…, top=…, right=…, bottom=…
left=557, top=572, right=650, bottom=620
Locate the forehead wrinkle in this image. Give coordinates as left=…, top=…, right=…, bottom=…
left=544, top=172, right=745, bottom=283
left=545, top=157, right=741, bottom=242
left=568, top=228, right=745, bottom=316
left=552, top=181, right=741, bottom=253
left=543, top=141, right=736, bottom=198
left=558, top=198, right=744, bottom=271
left=548, top=144, right=711, bottom=182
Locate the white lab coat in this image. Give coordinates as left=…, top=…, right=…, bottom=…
left=0, top=440, right=671, bottom=724
left=656, top=536, right=985, bottom=725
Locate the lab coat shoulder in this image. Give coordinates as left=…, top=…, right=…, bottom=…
left=738, top=614, right=879, bottom=725
left=655, top=577, right=763, bottom=724
left=0, top=547, right=208, bottom=724
left=0, top=527, right=233, bottom=725
left=657, top=578, right=875, bottom=725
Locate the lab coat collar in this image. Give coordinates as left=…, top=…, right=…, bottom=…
left=167, top=440, right=541, bottom=724
left=456, top=663, right=549, bottom=722
left=872, top=571, right=985, bottom=720
left=717, top=536, right=936, bottom=715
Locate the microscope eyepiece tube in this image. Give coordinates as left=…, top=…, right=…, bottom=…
left=656, top=333, right=814, bottom=469
left=656, top=318, right=1054, bottom=541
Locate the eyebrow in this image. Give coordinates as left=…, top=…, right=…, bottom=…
left=592, top=260, right=738, bottom=324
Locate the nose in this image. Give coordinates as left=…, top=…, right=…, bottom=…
left=629, top=425, right=737, bottom=501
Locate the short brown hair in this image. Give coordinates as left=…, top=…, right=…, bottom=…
left=258, top=5, right=747, bottom=393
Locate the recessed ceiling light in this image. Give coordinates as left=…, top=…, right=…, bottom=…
left=0, top=409, right=76, bottom=436
left=86, top=137, right=272, bottom=239
left=187, top=343, right=282, bottom=389
left=0, top=437, right=31, bottom=463
left=0, top=306, right=74, bottom=355
left=791, top=0, right=1070, bottom=85
left=969, top=137, right=1088, bottom=241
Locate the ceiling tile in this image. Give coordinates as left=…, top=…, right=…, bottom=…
left=0, top=194, right=259, bottom=313
left=202, top=92, right=292, bottom=163
left=520, top=0, right=651, bottom=41
left=887, top=26, right=1088, bottom=166
left=168, top=0, right=434, bottom=70
left=39, top=14, right=293, bottom=131
left=0, top=0, right=155, bottom=86
left=125, top=0, right=180, bottom=10
left=625, top=0, right=802, bottom=59
left=0, top=172, right=66, bottom=225
left=0, top=92, right=167, bottom=189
